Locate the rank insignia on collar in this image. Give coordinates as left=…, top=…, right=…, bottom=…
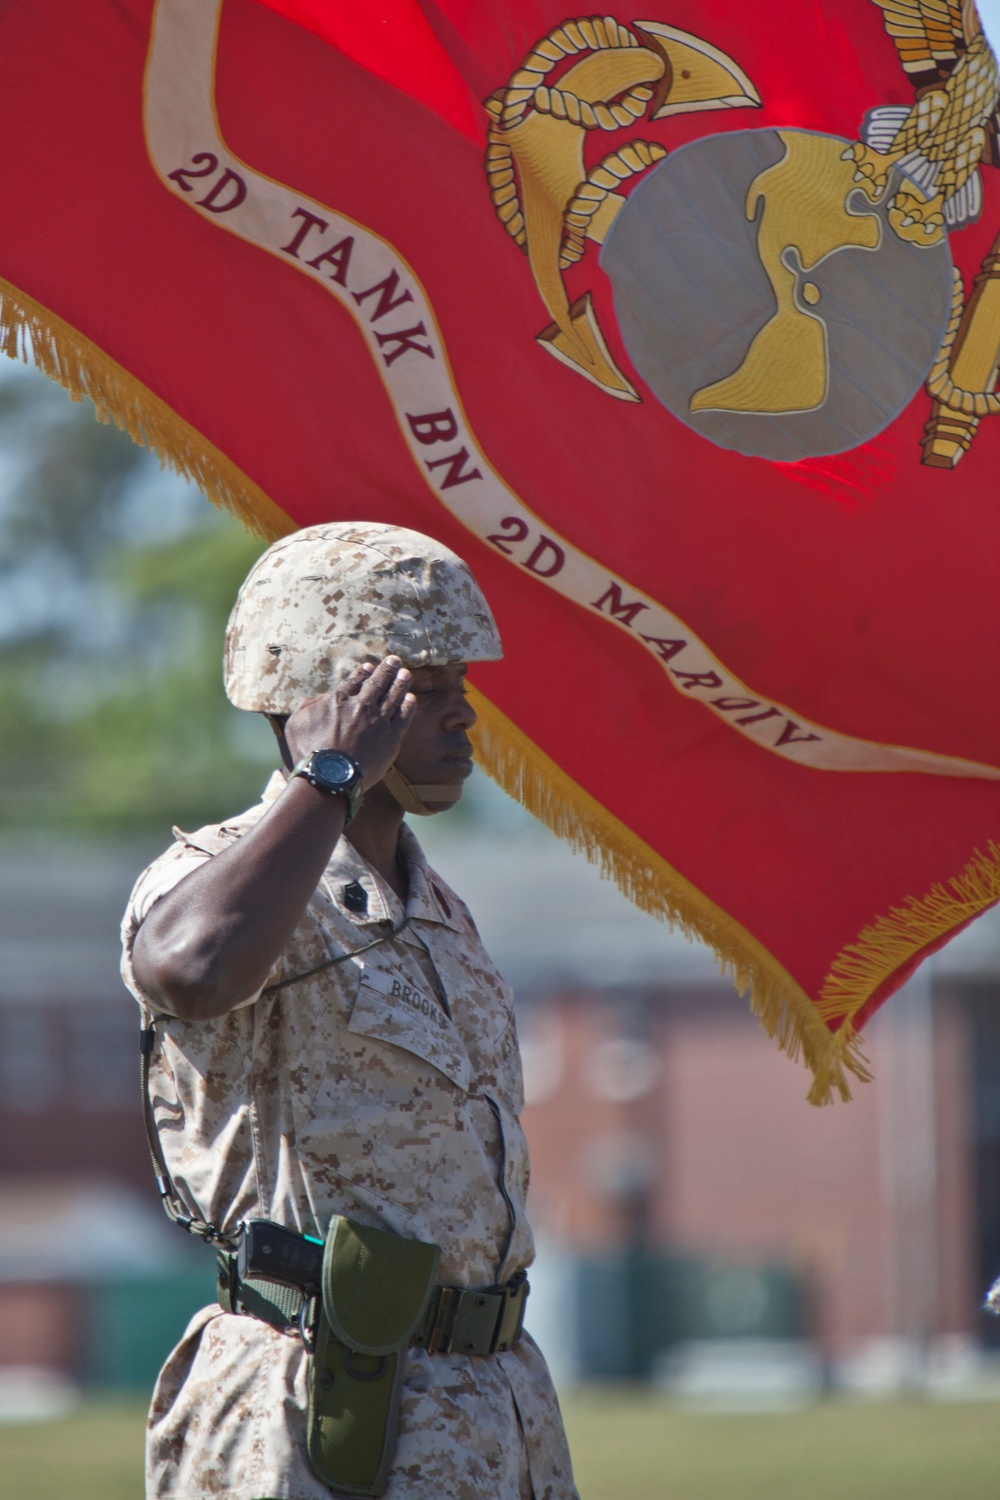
left=342, top=880, right=368, bottom=914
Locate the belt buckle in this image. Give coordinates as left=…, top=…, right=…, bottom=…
left=422, top=1286, right=461, bottom=1355
left=491, top=1272, right=529, bottom=1354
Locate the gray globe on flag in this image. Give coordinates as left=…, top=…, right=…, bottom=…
left=600, top=128, right=954, bottom=462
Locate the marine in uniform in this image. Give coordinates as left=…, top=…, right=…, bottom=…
left=121, top=524, right=578, bottom=1500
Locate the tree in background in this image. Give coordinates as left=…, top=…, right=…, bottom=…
left=0, top=362, right=273, bottom=834
left=0, top=360, right=516, bottom=836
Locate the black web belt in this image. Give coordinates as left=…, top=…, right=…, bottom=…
left=217, top=1219, right=529, bottom=1357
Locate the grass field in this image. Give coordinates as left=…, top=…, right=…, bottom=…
left=1, top=1391, right=998, bottom=1499
left=563, top=1389, right=1000, bottom=1499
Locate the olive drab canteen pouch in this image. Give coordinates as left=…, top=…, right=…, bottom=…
left=307, top=1216, right=440, bottom=1498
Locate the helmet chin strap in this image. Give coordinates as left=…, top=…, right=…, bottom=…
left=382, top=764, right=463, bottom=816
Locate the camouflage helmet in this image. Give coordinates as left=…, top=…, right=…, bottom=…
left=224, top=522, right=502, bottom=712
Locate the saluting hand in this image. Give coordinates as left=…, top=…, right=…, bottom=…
left=284, top=656, right=416, bottom=790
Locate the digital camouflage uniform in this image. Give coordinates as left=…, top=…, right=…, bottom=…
left=121, top=524, right=577, bottom=1498
left=121, top=772, right=578, bottom=1500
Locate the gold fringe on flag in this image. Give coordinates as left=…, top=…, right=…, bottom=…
left=0, top=276, right=294, bottom=543
left=468, top=686, right=871, bottom=1106
left=2, top=274, right=997, bottom=1104
left=816, top=841, right=1000, bottom=1084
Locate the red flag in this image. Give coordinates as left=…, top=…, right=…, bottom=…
left=2, top=0, right=999, bottom=1100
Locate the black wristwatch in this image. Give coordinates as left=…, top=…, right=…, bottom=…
left=289, top=750, right=364, bottom=823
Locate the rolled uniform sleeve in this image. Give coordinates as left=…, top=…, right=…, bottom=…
left=121, top=829, right=281, bottom=1016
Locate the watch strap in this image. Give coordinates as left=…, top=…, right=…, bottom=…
left=290, top=752, right=364, bottom=823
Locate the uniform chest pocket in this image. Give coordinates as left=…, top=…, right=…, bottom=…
left=294, top=978, right=470, bottom=1211
left=493, top=1013, right=525, bottom=1116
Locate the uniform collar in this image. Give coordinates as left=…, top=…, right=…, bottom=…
left=397, top=823, right=464, bottom=932
left=259, top=772, right=461, bottom=931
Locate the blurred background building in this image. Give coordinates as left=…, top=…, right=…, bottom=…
left=0, top=359, right=998, bottom=1415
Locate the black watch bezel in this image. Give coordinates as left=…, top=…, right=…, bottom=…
left=290, top=750, right=364, bottom=822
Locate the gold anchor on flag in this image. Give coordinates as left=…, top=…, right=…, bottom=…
left=484, top=16, right=760, bottom=400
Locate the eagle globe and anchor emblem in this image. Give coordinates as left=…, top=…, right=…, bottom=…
left=485, top=4, right=1000, bottom=466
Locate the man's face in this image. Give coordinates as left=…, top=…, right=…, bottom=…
left=393, top=661, right=476, bottom=805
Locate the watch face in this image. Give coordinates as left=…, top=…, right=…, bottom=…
left=310, top=750, right=356, bottom=790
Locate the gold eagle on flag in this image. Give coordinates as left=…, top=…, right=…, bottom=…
left=857, top=0, right=1000, bottom=465
left=850, top=0, right=1000, bottom=243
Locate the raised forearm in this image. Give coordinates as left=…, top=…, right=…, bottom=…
left=132, top=657, right=415, bottom=1021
